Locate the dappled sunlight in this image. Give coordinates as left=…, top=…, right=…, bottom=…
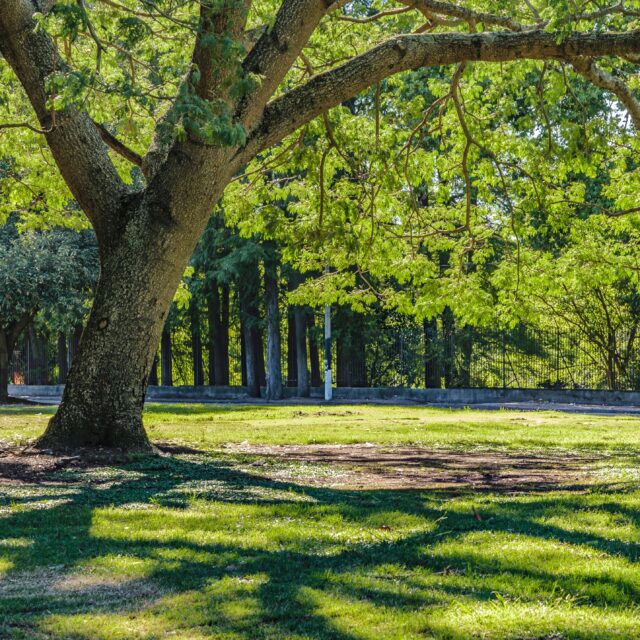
left=428, top=601, right=640, bottom=639
left=2, top=412, right=640, bottom=638
left=429, top=531, right=640, bottom=607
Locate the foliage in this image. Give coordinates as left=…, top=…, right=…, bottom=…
left=0, top=218, right=98, bottom=332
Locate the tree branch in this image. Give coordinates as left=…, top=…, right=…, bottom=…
left=244, top=29, right=640, bottom=157
left=0, top=0, right=128, bottom=241
left=192, top=0, right=251, bottom=101
left=238, top=0, right=346, bottom=129
left=94, top=122, right=143, bottom=167
left=571, top=57, right=640, bottom=130
left=142, top=0, right=252, bottom=179
left=407, top=0, right=525, bottom=31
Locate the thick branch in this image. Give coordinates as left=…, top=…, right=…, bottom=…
left=4, top=312, right=35, bottom=357
left=409, top=0, right=524, bottom=30
left=143, top=0, right=251, bottom=179
left=245, top=29, right=640, bottom=156
left=238, top=0, right=345, bottom=128
left=192, top=0, right=251, bottom=101
left=571, top=58, right=640, bottom=130
left=0, top=0, right=128, bottom=240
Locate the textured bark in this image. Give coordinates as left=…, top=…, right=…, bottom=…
left=239, top=278, right=262, bottom=398
left=69, top=325, right=83, bottom=366
left=149, top=356, right=159, bottom=386
left=242, top=320, right=259, bottom=397
left=571, top=58, right=640, bottom=130
left=264, top=259, right=283, bottom=400
left=240, top=319, right=248, bottom=387
left=0, top=1, right=128, bottom=241
left=245, top=29, right=640, bottom=157
left=4, top=0, right=640, bottom=448
left=255, top=326, right=266, bottom=388
left=207, top=283, right=232, bottom=386
left=37, top=195, right=219, bottom=450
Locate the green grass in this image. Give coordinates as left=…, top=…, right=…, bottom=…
left=4, top=403, right=640, bottom=451
left=1, top=404, right=640, bottom=639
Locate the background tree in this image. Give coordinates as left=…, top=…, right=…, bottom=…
left=1, top=0, right=640, bottom=448
left=0, top=219, right=98, bottom=401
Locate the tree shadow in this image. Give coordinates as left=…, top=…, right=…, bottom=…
left=0, top=449, right=639, bottom=639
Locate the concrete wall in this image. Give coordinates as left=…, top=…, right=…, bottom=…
left=9, top=383, right=640, bottom=406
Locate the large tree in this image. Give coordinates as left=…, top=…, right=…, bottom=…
left=1, top=0, right=640, bottom=448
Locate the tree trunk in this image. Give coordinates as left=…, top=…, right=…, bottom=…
left=207, top=281, right=231, bottom=386
left=0, top=330, right=10, bottom=402
left=149, top=355, right=159, bottom=386
left=68, top=324, right=83, bottom=367
left=242, top=317, right=260, bottom=397
left=57, top=332, right=68, bottom=384
left=240, top=283, right=261, bottom=398
left=220, top=284, right=230, bottom=385
left=161, top=325, right=173, bottom=386
left=287, top=312, right=297, bottom=387
left=308, top=313, right=321, bottom=388
left=240, top=317, right=248, bottom=387
left=294, top=307, right=310, bottom=397
left=255, top=324, right=266, bottom=388
left=190, top=297, right=204, bottom=386
left=37, top=201, right=204, bottom=450
left=264, top=259, right=283, bottom=400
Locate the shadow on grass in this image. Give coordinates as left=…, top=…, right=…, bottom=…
left=0, top=448, right=639, bottom=639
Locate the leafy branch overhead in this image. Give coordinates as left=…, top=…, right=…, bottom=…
left=1, top=1, right=640, bottom=236
left=2, top=0, right=640, bottom=448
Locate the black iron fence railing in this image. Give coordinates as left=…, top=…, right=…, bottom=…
left=9, top=321, right=640, bottom=391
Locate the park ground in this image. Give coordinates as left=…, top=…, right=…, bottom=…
left=1, top=405, right=640, bottom=639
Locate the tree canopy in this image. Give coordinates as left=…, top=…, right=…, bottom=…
left=0, top=217, right=98, bottom=400
left=2, top=0, right=640, bottom=448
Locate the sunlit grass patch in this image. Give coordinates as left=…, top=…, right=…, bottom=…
left=2, top=405, right=640, bottom=638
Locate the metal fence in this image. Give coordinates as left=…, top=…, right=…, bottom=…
left=367, top=323, right=640, bottom=391
left=10, top=319, right=640, bottom=391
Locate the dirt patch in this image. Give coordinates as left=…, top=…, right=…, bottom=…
left=225, top=443, right=604, bottom=491
left=0, top=440, right=610, bottom=491
left=0, top=443, right=138, bottom=484
left=0, top=442, right=197, bottom=484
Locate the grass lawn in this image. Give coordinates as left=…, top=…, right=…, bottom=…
left=0, top=404, right=639, bottom=639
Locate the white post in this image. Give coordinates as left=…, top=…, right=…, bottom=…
left=324, top=303, right=332, bottom=401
